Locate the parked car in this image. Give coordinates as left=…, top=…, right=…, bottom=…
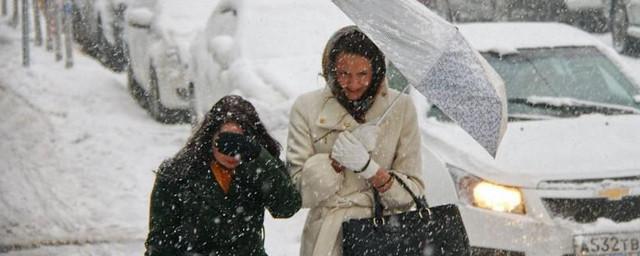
left=70, top=0, right=128, bottom=72
left=124, top=0, right=219, bottom=123
left=563, top=0, right=612, bottom=32
left=610, top=0, right=640, bottom=55
left=418, top=22, right=640, bottom=255
left=424, top=0, right=611, bottom=32
left=421, top=0, right=497, bottom=22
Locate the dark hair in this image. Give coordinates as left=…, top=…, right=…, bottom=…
left=327, top=29, right=386, bottom=90
left=169, top=95, right=281, bottom=176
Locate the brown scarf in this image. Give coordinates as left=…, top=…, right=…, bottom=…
left=330, top=81, right=381, bottom=123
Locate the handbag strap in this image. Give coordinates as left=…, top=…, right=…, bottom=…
left=372, top=172, right=428, bottom=219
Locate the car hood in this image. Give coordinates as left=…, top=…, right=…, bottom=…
left=423, top=114, right=640, bottom=188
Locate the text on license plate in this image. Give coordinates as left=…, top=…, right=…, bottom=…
left=574, top=232, right=640, bottom=255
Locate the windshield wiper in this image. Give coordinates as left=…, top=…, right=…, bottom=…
left=507, top=113, right=558, bottom=121
left=508, top=96, right=640, bottom=116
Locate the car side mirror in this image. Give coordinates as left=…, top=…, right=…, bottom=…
left=127, top=7, right=153, bottom=29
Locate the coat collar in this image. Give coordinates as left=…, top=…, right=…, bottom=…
left=314, top=83, right=392, bottom=131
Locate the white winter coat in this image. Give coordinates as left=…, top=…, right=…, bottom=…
left=286, top=84, right=424, bottom=256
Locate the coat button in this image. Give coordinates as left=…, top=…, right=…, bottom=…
left=319, top=117, right=326, bottom=124
left=382, top=91, right=387, bottom=97
left=344, top=121, right=351, bottom=128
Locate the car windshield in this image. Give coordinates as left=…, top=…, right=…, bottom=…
left=481, top=47, right=640, bottom=120
left=423, top=47, right=640, bottom=121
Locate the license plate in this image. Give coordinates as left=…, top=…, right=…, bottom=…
left=574, top=232, right=640, bottom=256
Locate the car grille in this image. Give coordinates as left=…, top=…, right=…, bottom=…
left=542, top=195, right=640, bottom=223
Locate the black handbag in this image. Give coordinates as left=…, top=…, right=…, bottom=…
left=341, top=173, right=471, bottom=256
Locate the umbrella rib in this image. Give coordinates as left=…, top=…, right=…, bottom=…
left=375, top=85, right=410, bottom=126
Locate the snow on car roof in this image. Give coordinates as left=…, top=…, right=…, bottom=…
left=155, top=0, right=220, bottom=40
left=458, top=22, right=640, bottom=86
left=458, top=22, right=602, bottom=53
left=233, top=0, right=353, bottom=95
left=235, top=0, right=352, bottom=60
left=458, top=22, right=640, bottom=90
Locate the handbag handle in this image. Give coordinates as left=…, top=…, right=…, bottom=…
left=372, top=172, right=430, bottom=221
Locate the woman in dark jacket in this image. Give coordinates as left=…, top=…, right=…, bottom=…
left=145, top=95, right=302, bottom=256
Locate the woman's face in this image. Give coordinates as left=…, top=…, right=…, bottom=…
left=335, top=53, right=373, bottom=101
left=213, top=122, right=244, bottom=169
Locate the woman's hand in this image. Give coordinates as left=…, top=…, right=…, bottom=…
left=330, top=159, right=346, bottom=173
left=331, top=131, right=379, bottom=179
left=368, top=169, right=393, bottom=193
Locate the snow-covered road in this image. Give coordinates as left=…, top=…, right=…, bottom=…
left=1, top=17, right=638, bottom=255
left=0, top=21, right=186, bottom=254
left=0, top=17, right=305, bottom=254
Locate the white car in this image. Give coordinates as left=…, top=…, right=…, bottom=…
left=563, top=0, right=611, bottom=14
left=550, top=0, right=610, bottom=32
left=419, top=22, right=640, bottom=255
left=71, top=0, right=128, bottom=72
left=124, top=0, right=218, bottom=123
left=610, top=0, right=640, bottom=54
left=424, top=0, right=612, bottom=32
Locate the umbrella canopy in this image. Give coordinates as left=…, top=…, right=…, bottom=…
left=332, top=0, right=507, bottom=157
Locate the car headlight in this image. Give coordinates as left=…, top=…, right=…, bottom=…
left=448, top=165, right=526, bottom=214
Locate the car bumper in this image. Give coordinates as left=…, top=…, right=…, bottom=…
left=461, top=205, right=572, bottom=255
left=461, top=205, right=640, bottom=256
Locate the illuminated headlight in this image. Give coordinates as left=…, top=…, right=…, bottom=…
left=449, top=165, right=526, bottom=214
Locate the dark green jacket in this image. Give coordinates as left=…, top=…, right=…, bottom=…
left=145, top=149, right=301, bottom=256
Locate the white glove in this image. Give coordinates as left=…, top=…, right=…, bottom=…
left=351, top=123, right=380, bottom=152
left=331, top=131, right=380, bottom=179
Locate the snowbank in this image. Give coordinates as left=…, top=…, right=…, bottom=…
left=0, top=19, right=307, bottom=254
left=0, top=23, right=190, bottom=253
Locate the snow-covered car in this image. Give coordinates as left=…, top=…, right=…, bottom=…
left=188, top=0, right=353, bottom=126
left=425, top=0, right=611, bottom=32
left=418, top=22, right=640, bottom=255
left=421, top=0, right=498, bottom=22
left=610, top=0, right=640, bottom=54
left=71, top=0, right=128, bottom=72
left=563, top=0, right=612, bottom=32
left=124, top=0, right=219, bottom=123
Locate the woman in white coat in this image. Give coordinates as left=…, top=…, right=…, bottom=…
left=286, top=26, right=425, bottom=256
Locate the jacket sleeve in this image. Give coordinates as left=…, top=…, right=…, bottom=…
left=144, top=163, right=183, bottom=256
left=286, top=97, right=344, bottom=208
left=250, top=149, right=302, bottom=218
left=379, top=97, right=425, bottom=209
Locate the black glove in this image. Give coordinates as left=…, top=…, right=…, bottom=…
left=214, top=132, right=262, bottom=162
